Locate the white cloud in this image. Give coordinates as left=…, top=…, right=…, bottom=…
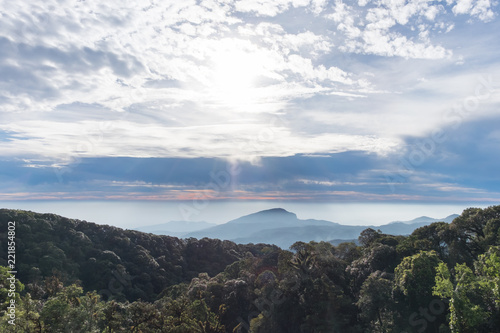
left=0, top=117, right=398, bottom=163
left=285, top=54, right=353, bottom=84
left=343, top=28, right=451, bottom=59
left=0, top=0, right=498, bottom=165
left=329, top=0, right=352, bottom=23
left=325, top=0, right=498, bottom=59
left=453, top=0, right=474, bottom=14
left=234, top=0, right=292, bottom=16
left=425, top=4, right=443, bottom=20
left=310, top=0, right=328, bottom=14
left=233, top=0, right=327, bottom=17
left=452, top=0, right=495, bottom=21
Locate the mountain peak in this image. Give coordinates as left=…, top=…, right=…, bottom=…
left=227, top=208, right=297, bottom=224
left=259, top=208, right=291, bottom=214
left=251, top=208, right=297, bottom=218
left=388, top=214, right=459, bottom=225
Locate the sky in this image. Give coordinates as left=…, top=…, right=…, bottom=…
left=1, top=0, right=500, bottom=225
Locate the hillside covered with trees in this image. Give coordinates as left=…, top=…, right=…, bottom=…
left=1, top=206, right=500, bottom=332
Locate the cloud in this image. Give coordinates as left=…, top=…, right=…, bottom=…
left=2, top=147, right=499, bottom=203
left=0, top=115, right=400, bottom=163
left=452, top=0, right=496, bottom=21
left=0, top=0, right=499, bottom=203
left=381, top=114, right=500, bottom=198
left=326, top=0, right=497, bottom=59
left=233, top=0, right=323, bottom=17
left=0, top=152, right=385, bottom=201
left=354, top=29, right=451, bottom=59
left=234, top=0, right=292, bottom=16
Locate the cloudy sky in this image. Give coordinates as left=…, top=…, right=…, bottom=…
left=1, top=0, right=500, bottom=213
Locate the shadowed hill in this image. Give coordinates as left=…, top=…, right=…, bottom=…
left=0, top=209, right=278, bottom=302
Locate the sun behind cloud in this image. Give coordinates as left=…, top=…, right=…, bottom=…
left=206, top=39, right=274, bottom=109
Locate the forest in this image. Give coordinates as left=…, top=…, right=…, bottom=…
left=0, top=206, right=499, bottom=332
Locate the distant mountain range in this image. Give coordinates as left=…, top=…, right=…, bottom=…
left=135, top=220, right=216, bottom=237
left=136, top=208, right=459, bottom=248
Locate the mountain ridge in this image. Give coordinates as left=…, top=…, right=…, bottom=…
left=137, top=208, right=459, bottom=248
left=134, top=220, right=216, bottom=237
left=387, top=214, right=459, bottom=225
left=226, top=207, right=298, bottom=224
left=0, top=208, right=277, bottom=302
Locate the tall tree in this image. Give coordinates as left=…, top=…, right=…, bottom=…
left=394, top=251, right=446, bottom=332
left=434, top=246, right=500, bottom=333
left=356, top=271, right=394, bottom=333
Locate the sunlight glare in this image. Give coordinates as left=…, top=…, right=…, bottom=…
left=209, top=46, right=265, bottom=108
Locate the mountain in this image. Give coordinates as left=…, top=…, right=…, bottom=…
left=387, top=214, right=459, bottom=225
left=185, top=208, right=336, bottom=241
left=135, top=220, right=216, bottom=237
left=231, top=225, right=367, bottom=248
left=181, top=208, right=458, bottom=249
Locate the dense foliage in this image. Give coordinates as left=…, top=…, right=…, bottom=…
left=0, top=209, right=278, bottom=303
left=1, top=206, right=500, bottom=332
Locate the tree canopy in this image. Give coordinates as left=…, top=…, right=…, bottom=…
left=1, top=205, right=499, bottom=332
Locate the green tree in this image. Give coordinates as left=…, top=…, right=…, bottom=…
left=0, top=266, right=24, bottom=312
left=40, top=284, right=104, bottom=333
left=448, top=206, right=500, bottom=266
left=15, top=293, right=43, bottom=333
left=434, top=246, right=500, bottom=332
left=347, top=244, right=398, bottom=295
left=397, top=222, right=452, bottom=260
left=394, top=251, right=446, bottom=332
left=394, top=251, right=442, bottom=309
left=273, top=242, right=355, bottom=332
left=356, top=271, right=394, bottom=333
left=0, top=266, right=26, bottom=332
left=359, top=228, right=382, bottom=247
left=433, top=263, right=489, bottom=332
